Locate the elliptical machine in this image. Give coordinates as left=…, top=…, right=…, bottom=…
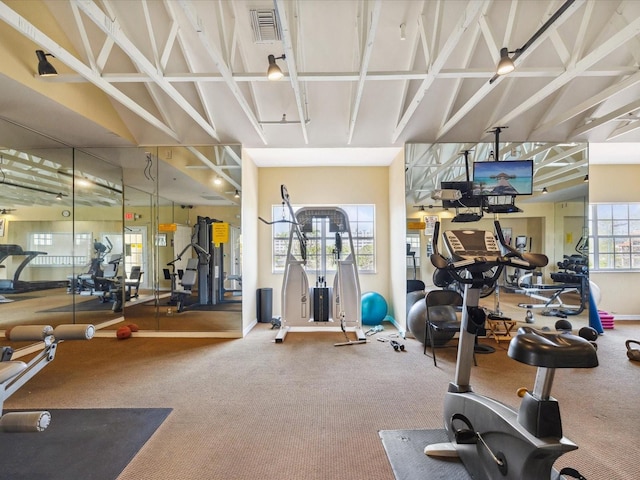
left=425, top=221, right=598, bottom=480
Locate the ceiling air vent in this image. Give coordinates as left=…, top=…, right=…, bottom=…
left=201, top=194, right=226, bottom=201
left=250, top=9, right=281, bottom=43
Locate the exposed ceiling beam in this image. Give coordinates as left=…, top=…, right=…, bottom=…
left=176, top=0, right=268, bottom=144
left=441, top=2, right=488, bottom=129
left=0, top=0, right=180, bottom=142
left=531, top=71, right=640, bottom=136
left=167, top=2, right=219, bottom=134
left=74, top=0, right=221, bottom=142
left=571, top=97, right=640, bottom=137
left=186, top=146, right=240, bottom=191
left=392, top=0, right=485, bottom=143
left=275, top=0, right=309, bottom=144
left=346, top=0, right=381, bottom=144
left=35, top=65, right=640, bottom=85
left=438, top=0, right=585, bottom=140
left=607, top=118, right=640, bottom=140
left=493, top=10, right=640, bottom=137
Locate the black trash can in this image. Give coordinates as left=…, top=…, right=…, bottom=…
left=256, top=288, right=273, bottom=323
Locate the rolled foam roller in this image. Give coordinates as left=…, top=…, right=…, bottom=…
left=0, top=411, right=51, bottom=432
left=7, top=325, right=54, bottom=342
left=53, top=324, right=95, bottom=340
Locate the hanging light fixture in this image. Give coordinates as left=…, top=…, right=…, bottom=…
left=234, top=189, right=240, bottom=198
left=35, top=50, right=58, bottom=76
left=490, top=0, right=576, bottom=84
left=267, top=54, right=286, bottom=80
left=496, top=48, right=515, bottom=76
left=542, top=187, right=548, bottom=194
left=583, top=174, right=589, bottom=183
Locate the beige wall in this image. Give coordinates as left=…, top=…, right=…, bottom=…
left=241, top=149, right=259, bottom=334
left=590, top=164, right=640, bottom=317
left=389, top=150, right=408, bottom=330
left=257, top=166, right=391, bottom=320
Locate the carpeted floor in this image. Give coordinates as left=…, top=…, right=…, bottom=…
left=0, top=295, right=39, bottom=303
left=0, top=408, right=172, bottom=480
left=2, top=319, right=639, bottom=479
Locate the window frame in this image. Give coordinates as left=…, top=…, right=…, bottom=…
left=270, top=204, right=376, bottom=274
left=588, top=202, right=640, bottom=271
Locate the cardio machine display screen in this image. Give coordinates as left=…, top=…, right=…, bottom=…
left=472, top=160, right=533, bottom=196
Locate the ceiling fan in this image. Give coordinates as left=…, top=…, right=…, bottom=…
left=0, top=208, right=16, bottom=215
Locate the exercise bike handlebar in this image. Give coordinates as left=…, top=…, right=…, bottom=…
left=430, top=221, right=548, bottom=287
left=494, top=221, right=549, bottom=269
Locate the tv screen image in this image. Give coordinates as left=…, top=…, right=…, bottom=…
left=472, top=160, right=533, bottom=196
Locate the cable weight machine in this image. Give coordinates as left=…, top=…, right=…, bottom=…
left=260, top=185, right=365, bottom=343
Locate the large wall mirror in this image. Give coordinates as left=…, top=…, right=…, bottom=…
left=0, top=118, right=123, bottom=331
left=404, top=142, right=590, bottom=334
left=0, top=120, right=242, bottom=336
left=116, top=145, right=243, bottom=335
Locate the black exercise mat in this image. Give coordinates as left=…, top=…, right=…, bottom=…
left=379, top=429, right=471, bottom=480
left=0, top=408, right=172, bottom=480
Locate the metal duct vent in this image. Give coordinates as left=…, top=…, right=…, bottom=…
left=250, top=9, right=281, bottom=43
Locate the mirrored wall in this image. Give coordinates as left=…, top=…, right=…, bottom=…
left=0, top=118, right=243, bottom=336
left=0, top=120, right=123, bottom=331
left=405, top=142, right=590, bottom=325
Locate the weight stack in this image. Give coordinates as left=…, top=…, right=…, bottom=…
left=312, top=287, right=330, bottom=322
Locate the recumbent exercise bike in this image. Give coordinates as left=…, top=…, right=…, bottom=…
left=424, top=221, right=598, bottom=480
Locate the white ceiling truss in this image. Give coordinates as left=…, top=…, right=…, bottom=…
left=0, top=0, right=639, bottom=207
left=406, top=141, right=588, bottom=206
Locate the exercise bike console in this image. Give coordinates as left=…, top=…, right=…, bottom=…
left=425, top=221, right=598, bottom=480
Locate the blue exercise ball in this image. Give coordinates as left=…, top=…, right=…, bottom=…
left=361, top=292, right=388, bottom=325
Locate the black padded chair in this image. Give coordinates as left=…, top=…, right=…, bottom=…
left=407, top=279, right=426, bottom=293
left=423, top=289, right=475, bottom=367
left=125, top=266, right=143, bottom=299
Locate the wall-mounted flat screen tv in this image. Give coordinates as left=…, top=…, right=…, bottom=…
left=472, top=160, right=534, bottom=196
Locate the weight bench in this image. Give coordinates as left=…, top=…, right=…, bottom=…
left=0, top=324, right=94, bottom=432
left=174, top=258, right=198, bottom=313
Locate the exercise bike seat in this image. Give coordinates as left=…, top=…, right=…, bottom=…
left=0, top=361, right=27, bottom=384
left=508, top=327, right=598, bottom=369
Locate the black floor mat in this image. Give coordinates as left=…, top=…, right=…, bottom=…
left=0, top=408, right=172, bottom=480
left=379, top=429, right=470, bottom=480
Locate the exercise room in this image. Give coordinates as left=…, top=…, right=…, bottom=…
left=0, top=2, right=639, bottom=480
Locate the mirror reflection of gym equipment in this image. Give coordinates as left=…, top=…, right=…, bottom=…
left=163, top=216, right=240, bottom=313
left=261, top=185, right=365, bottom=344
